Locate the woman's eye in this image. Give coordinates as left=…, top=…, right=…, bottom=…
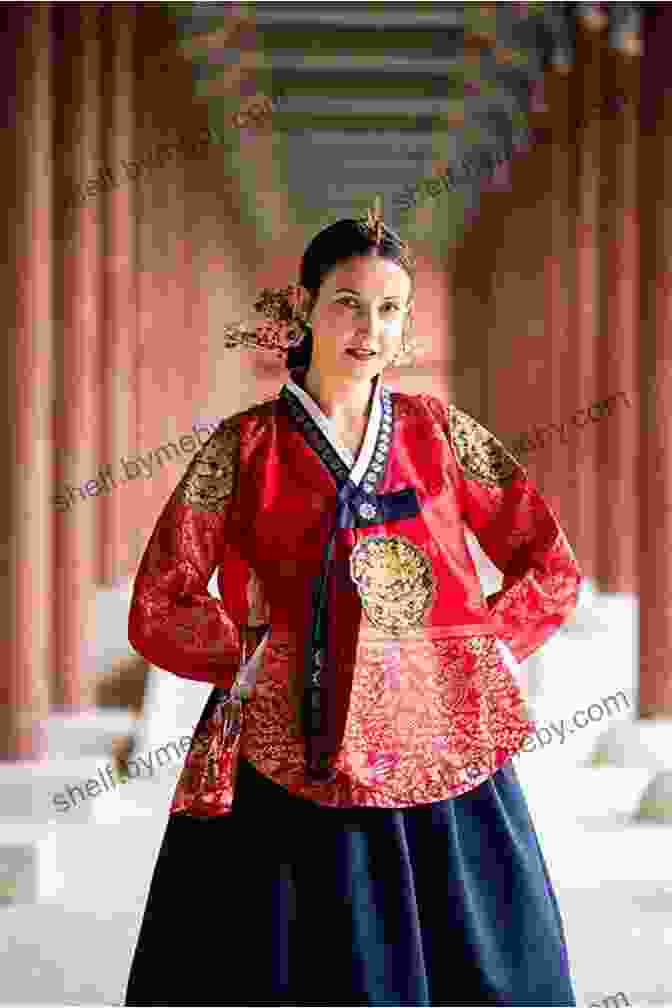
left=381, top=304, right=400, bottom=315
left=337, top=298, right=359, bottom=308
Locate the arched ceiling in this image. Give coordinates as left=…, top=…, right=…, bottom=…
left=162, top=1, right=641, bottom=259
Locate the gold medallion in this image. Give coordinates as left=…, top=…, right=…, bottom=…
left=350, top=534, right=435, bottom=635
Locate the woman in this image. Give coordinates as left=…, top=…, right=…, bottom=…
left=123, top=206, right=581, bottom=1007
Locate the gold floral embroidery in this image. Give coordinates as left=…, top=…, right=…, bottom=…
left=350, top=535, right=435, bottom=634
left=448, top=403, right=520, bottom=487
left=234, top=632, right=535, bottom=810
left=175, top=421, right=239, bottom=511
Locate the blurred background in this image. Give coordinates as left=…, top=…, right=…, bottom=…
left=1, top=2, right=670, bottom=1005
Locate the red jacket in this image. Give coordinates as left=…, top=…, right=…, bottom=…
left=129, top=378, right=581, bottom=815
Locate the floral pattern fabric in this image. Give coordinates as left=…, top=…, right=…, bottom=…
left=170, top=627, right=535, bottom=814
left=127, top=387, right=582, bottom=817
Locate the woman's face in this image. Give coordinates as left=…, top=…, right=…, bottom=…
left=306, top=254, right=412, bottom=384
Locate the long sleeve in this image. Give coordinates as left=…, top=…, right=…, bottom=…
left=128, top=418, right=246, bottom=688
left=425, top=396, right=582, bottom=663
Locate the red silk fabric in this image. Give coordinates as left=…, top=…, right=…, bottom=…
left=128, top=392, right=581, bottom=814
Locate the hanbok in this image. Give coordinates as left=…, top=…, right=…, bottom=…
left=124, top=370, right=580, bottom=1006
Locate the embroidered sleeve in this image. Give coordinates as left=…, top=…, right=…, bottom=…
left=425, top=397, right=582, bottom=662
left=128, top=418, right=245, bottom=688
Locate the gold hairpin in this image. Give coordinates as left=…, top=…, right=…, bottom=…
left=365, top=194, right=384, bottom=245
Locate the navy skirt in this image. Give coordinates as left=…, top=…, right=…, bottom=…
left=124, top=756, right=576, bottom=1007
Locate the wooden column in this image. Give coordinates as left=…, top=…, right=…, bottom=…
left=568, top=12, right=607, bottom=581
left=638, top=5, right=672, bottom=720
left=100, top=5, right=138, bottom=584
left=542, top=66, right=575, bottom=528
left=0, top=5, right=54, bottom=758
left=597, top=40, right=639, bottom=593
left=53, top=4, right=104, bottom=710
left=510, top=122, right=555, bottom=494
left=620, top=4, right=672, bottom=823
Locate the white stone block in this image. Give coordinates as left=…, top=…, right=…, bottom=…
left=0, top=825, right=60, bottom=904
left=590, top=718, right=672, bottom=770
left=0, top=755, right=138, bottom=824
left=635, top=769, right=672, bottom=823
left=46, top=708, right=136, bottom=759
left=0, top=844, right=36, bottom=904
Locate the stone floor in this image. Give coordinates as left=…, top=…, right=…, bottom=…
left=0, top=758, right=671, bottom=1008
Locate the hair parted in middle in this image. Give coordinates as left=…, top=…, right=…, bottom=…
left=287, top=214, right=417, bottom=369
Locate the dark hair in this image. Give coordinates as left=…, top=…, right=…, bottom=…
left=286, top=217, right=415, bottom=370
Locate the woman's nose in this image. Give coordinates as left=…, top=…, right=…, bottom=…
left=355, top=306, right=375, bottom=332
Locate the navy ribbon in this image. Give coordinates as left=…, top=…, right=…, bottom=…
left=302, top=481, right=421, bottom=782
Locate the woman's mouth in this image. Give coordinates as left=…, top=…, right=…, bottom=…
left=346, top=348, right=377, bottom=361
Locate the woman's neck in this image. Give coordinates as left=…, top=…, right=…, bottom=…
left=301, top=366, right=377, bottom=420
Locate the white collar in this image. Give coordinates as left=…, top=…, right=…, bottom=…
left=285, top=374, right=384, bottom=487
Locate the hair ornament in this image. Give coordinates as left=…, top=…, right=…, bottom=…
left=222, top=283, right=312, bottom=357
left=364, top=194, right=385, bottom=246
left=359, top=195, right=415, bottom=270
